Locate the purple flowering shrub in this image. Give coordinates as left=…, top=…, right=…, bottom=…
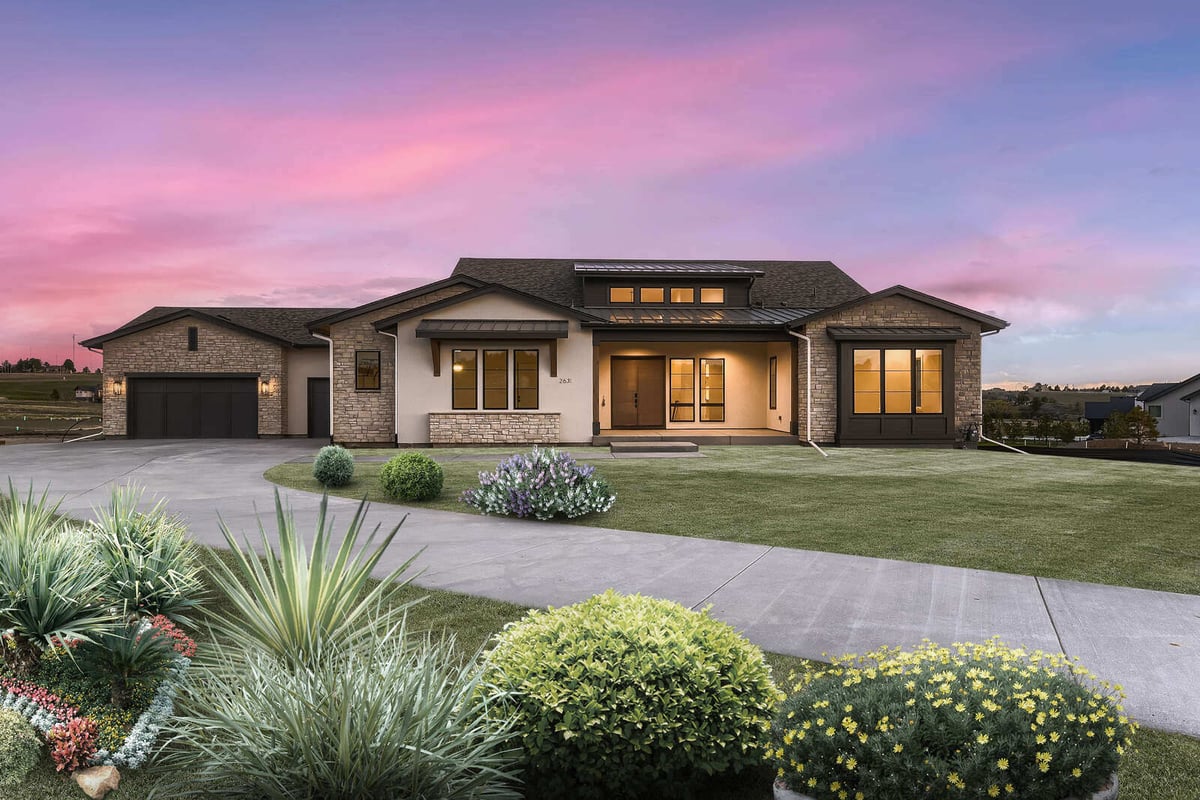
left=460, top=447, right=616, bottom=520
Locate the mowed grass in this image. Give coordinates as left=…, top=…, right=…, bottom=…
left=266, top=446, right=1200, bottom=595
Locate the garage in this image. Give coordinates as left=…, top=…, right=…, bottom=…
left=127, top=376, right=258, bottom=439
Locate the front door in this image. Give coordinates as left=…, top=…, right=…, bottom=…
left=307, top=377, right=330, bottom=439
left=611, top=357, right=665, bottom=428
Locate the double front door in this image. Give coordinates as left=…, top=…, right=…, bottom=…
left=611, top=357, right=665, bottom=428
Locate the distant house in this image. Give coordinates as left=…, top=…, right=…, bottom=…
left=1083, top=396, right=1135, bottom=435
left=74, top=385, right=100, bottom=402
left=1137, top=373, right=1200, bottom=438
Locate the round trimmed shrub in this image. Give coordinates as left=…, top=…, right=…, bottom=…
left=312, top=445, right=355, bottom=488
left=770, top=639, right=1138, bottom=800
left=0, top=708, right=42, bottom=788
left=482, top=590, right=782, bottom=799
left=380, top=452, right=444, bottom=501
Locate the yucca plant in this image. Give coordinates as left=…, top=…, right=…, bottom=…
left=0, top=483, right=113, bottom=676
left=205, top=490, right=422, bottom=668
left=89, top=486, right=204, bottom=625
left=157, top=622, right=523, bottom=800
left=79, top=613, right=176, bottom=709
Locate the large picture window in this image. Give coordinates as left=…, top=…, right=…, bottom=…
left=670, top=358, right=695, bottom=422
left=514, top=349, right=539, bottom=409
left=451, top=350, right=477, bottom=409
left=356, top=350, right=381, bottom=391
left=483, top=350, right=508, bottom=409
left=700, top=358, right=725, bottom=422
left=853, top=348, right=946, bottom=415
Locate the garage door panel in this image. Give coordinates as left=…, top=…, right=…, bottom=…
left=198, top=392, right=232, bottom=438
left=165, top=389, right=199, bottom=438
left=127, top=376, right=257, bottom=439
left=230, top=393, right=258, bottom=438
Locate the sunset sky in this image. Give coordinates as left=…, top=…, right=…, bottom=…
left=2, top=1, right=1198, bottom=386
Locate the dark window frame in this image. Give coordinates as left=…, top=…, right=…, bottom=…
left=849, top=346, right=949, bottom=416
left=451, top=349, right=478, bottom=409
left=639, top=287, right=665, bottom=304
left=769, top=355, right=778, bottom=410
left=514, top=349, right=539, bottom=410
left=609, top=287, right=635, bottom=304
left=669, top=357, right=695, bottom=422
left=670, top=287, right=697, bottom=304
left=355, top=350, right=382, bottom=391
left=699, top=357, right=725, bottom=422
left=187, top=326, right=198, bottom=351
left=699, top=287, right=725, bottom=304
left=482, top=349, right=508, bottom=410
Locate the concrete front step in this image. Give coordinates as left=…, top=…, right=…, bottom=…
left=594, top=434, right=797, bottom=446
left=610, top=440, right=699, bottom=454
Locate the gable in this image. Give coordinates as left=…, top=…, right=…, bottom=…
left=792, top=286, right=1007, bottom=333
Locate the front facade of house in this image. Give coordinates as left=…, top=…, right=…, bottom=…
left=1136, top=373, right=1200, bottom=438
left=82, top=259, right=1007, bottom=447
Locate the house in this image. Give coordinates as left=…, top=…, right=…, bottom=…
left=1136, top=373, right=1200, bottom=438
left=73, top=385, right=101, bottom=402
left=80, top=258, right=1007, bottom=446
left=1082, top=396, right=1136, bottom=435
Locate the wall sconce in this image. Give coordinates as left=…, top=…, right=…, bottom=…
left=110, top=377, right=124, bottom=397
left=260, top=378, right=274, bottom=397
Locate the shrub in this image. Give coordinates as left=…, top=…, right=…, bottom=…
left=770, top=639, right=1138, bottom=800
left=79, top=617, right=176, bottom=709
left=460, top=447, right=615, bottom=520
left=380, top=452, right=444, bottom=502
left=47, top=716, right=99, bottom=773
left=89, top=485, right=204, bottom=624
left=0, top=707, right=41, bottom=787
left=482, top=590, right=781, bottom=799
left=312, top=445, right=355, bottom=488
left=205, top=491, right=420, bottom=668
left=160, top=624, right=522, bottom=800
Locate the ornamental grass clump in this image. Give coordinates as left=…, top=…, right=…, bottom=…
left=380, top=451, right=444, bottom=501
left=312, top=445, right=355, bottom=488
left=482, top=590, right=782, bottom=799
left=769, top=639, right=1137, bottom=800
left=461, top=447, right=615, bottom=520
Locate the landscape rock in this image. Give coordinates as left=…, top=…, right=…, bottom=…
left=73, top=765, right=120, bottom=799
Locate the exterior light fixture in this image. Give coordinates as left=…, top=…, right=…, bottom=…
left=260, top=378, right=273, bottom=397
left=111, top=377, right=124, bottom=397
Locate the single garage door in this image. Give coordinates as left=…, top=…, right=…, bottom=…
left=128, top=376, right=258, bottom=439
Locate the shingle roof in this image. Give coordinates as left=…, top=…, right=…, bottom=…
left=581, top=306, right=814, bottom=326
left=1138, top=373, right=1200, bottom=402
left=451, top=258, right=869, bottom=309
left=82, top=306, right=344, bottom=348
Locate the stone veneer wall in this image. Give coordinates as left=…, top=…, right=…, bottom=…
left=329, top=286, right=472, bottom=445
left=100, top=317, right=287, bottom=437
left=797, top=296, right=984, bottom=443
left=428, top=412, right=561, bottom=445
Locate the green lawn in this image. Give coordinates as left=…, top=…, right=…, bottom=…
left=266, top=446, right=1200, bottom=595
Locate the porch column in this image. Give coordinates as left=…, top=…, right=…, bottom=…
left=592, top=345, right=600, bottom=436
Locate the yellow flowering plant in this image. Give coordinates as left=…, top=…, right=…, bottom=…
left=769, top=639, right=1136, bottom=799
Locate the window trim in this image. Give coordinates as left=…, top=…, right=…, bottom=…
left=482, top=349, right=508, bottom=410
left=187, top=326, right=198, bottom=352
left=608, top=287, right=635, bottom=304
left=699, top=287, right=725, bottom=304
left=699, top=357, right=725, bottom=422
left=514, top=349, right=539, bottom=410
left=769, top=355, right=778, bottom=410
left=451, top=349, right=478, bottom=409
left=669, top=287, right=696, bottom=304
left=639, top=287, right=665, bottom=304
left=848, top=346, right=949, bottom=416
left=1148, top=404, right=1162, bottom=418
left=355, top=350, right=382, bottom=391
left=670, top=357, right=695, bottom=422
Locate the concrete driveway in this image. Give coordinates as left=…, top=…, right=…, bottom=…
left=1, top=439, right=1197, bottom=738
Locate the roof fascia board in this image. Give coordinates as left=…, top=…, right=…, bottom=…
left=306, top=276, right=485, bottom=330
left=373, top=284, right=601, bottom=331
left=79, top=309, right=293, bottom=349
left=1141, top=372, right=1200, bottom=402
left=787, top=285, right=1009, bottom=333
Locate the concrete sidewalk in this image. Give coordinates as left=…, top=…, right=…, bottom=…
left=0, top=439, right=1196, bottom=737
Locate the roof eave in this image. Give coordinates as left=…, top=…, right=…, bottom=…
left=79, top=309, right=295, bottom=350
left=787, top=285, right=1009, bottom=333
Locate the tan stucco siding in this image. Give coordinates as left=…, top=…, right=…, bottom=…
left=798, top=296, right=984, bottom=442
left=285, top=347, right=329, bottom=436
left=392, top=294, right=594, bottom=444
left=328, top=286, right=473, bottom=444
left=766, top=340, right=794, bottom=433
left=100, top=316, right=287, bottom=437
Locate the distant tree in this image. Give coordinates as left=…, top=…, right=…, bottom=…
left=0, top=360, right=9, bottom=372
left=1034, top=414, right=1057, bottom=444
left=62, top=358, right=75, bottom=373
left=1103, top=411, right=1129, bottom=440
left=1125, top=407, right=1160, bottom=445
left=1056, top=419, right=1085, bottom=443
left=81, top=366, right=91, bottom=374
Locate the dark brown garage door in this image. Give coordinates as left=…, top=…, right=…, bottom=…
left=128, top=376, right=258, bottom=439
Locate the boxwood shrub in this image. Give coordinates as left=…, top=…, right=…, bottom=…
left=769, top=639, right=1137, bottom=800
left=380, top=452, right=444, bottom=502
left=482, top=590, right=782, bottom=799
left=0, top=707, right=42, bottom=788
left=312, top=445, right=355, bottom=488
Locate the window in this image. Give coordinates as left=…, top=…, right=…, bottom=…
left=609, top=287, right=634, bottom=303
left=1148, top=404, right=1162, bottom=418
left=670, top=358, right=695, bottom=421
left=769, top=356, right=778, bottom=410
left=639, top=287, right=664, bottom=303
left=187, top=326, right=198, bottom=351
left=853, top=348, right=946, bottom=415
left=514, top=349, right=539, bottom=409
left=483, top=350, right=508, bottom=409
left=451, top=350, right=477, bottom=409
left=356, top=350, right=381, bottom=391
left=700, top=358, right=725, bottom=421
left=700, top=287, right=725, bottom=304
left=670, top=287, right=696, bottom=303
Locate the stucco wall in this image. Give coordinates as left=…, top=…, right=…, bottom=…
left=597, top=341, right=777, bottom=430
left=766, top=340, right=794, bottom=433
left=797, top=295, right=984, bottom=443
left=285, top=347, right=330, bottom=437
left=392, top=294, right=594, bottom=444
left=100, top=316, right=286, bottom=437
left=329, top=285, right=473, bottom=445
